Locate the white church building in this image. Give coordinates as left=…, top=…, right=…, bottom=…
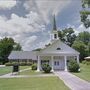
left=9, top=16, right=80, bottom=72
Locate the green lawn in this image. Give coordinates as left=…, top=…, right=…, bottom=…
left=20, top=69, right=41, bottom=75
left=0, top=66, right=30, bottom=76
left=20, top=69, right=53, bottom=75
left=73, top=63, right=90, bottom=82
left=0, top=77, right=69, bottom=90
left=0, top=66, right=12, bottom=76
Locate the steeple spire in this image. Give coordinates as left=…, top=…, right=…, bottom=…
left=53, top=14, right=57, bottom=30
left=50, top=15, right=59, bottom=42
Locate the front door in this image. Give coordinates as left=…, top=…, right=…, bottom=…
left=54, top=60, right=64, bottom=70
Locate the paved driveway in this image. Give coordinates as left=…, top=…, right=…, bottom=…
left=54, top=71, right=90, bottom=90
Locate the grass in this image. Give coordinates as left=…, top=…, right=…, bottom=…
left=73, top=63, right=90, bottom=82
left=20, top=69, right=42, bottom=75
left=0, top=77, right=69, bottom=90
left=0, top=66, right=12, bottom=76
left=0, top=66, right=30, bottom=76
left=20, top=69, right=53, bottom=75
left=19, top=66, right=30, bottom=70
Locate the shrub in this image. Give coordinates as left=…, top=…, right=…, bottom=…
left=31, top=64, right=37, bottom=70
left=5, top=62, right=18, bottom=66
left=82, top=60, right=87, bottom=64
left=19, top=62, right=26, bottom=66
left=42, top=64, right=51, bottom=73
left=26, top=62, right=32, bottom=66
left=82, top=60, right=90, bottom=65
left=5, top=62, right=12, bottom=66
left=68, top=59, right=80, bottom=72
left=86, top=61, right=90, bottom=65
left=5, top=62, right=32, bottom=66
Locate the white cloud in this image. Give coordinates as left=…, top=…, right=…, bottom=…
left=21, top=36, right=37, bottom=51
left=65, top=24, right=90, bottom=35
left=68, top=24, right=90, bottom=35
left=0, top=12, right=45, bottom=35
left=0, top=0, right=16, bottom=9
left=0, top=0, right=72, bottom=51
left=76, top=24, right=90, bottom=33
left=24, top=0, right=71, bottom=24
left=0, top=12, right=44, bottom=50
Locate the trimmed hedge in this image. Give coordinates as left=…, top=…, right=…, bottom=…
left=5, top=62, right=18, bottom=66
left=42, top=64, right=51, bottom=73
left=5, top=62, right=32, bottom=66
left=68, top=59, right=80, bottom=72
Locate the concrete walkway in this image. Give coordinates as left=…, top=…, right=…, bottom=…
left=54, top=71, right=90, bottom=90
left=0, top=68, right=31, bottom=78
left=0, top=74, right=55, bottom=78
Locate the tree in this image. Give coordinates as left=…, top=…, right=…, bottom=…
left=72, top=31, right=90, bottom=61
left=13, top=43, right=22, bottom=51
left=0, top=37, right=14, bottom=64
left=58, top=27, right=77, bottom=46
left=72, top=40, right=87, bottom=61
left=80, top=0, right=90, bottom=28
left=77, top=31, right=90, bottom=45
left=0, top=37, right=22, bottom=64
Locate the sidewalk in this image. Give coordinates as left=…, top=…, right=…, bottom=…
left=0, top=67, right=31, bottom=78
left=54, top=71, right=90, bottom=90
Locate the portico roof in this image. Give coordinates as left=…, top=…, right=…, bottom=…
left=38, top=40, right=80, bottom=55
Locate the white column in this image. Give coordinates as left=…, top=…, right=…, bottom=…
left=51, top=56, right=54, bottom=72
left=64, top=56, right=67, bottom=71
left=76, top=55, right=79, bottom=64
left=37, top=56, right=40, bottom=72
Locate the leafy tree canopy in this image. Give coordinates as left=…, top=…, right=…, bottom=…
left=80, top=0, right=90, bottom=28
left=58, top=27, right=77, bottom=47
left=76, top=31, right=90, bottom=45
left=13, top=43, right=22, bottom=51
left=0, top=37, right=22, bottom=64
left=72, top=31, right=90, bottom=61
left=72, top=40, right=87, bottom=61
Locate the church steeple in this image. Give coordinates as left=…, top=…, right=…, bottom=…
left=50, top=15, right=59, bottom=42
left=53, top=15, right=57, bottom=30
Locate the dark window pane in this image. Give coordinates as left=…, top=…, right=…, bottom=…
left=54, top=34, right=57, bottom=39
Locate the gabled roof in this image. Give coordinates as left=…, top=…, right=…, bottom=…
left=8, top=51, right=38, bottom=60
left=39, top=40, right=80, bottom=55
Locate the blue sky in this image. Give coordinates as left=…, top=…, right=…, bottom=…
left=0, top=0, right=89, bottom=51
